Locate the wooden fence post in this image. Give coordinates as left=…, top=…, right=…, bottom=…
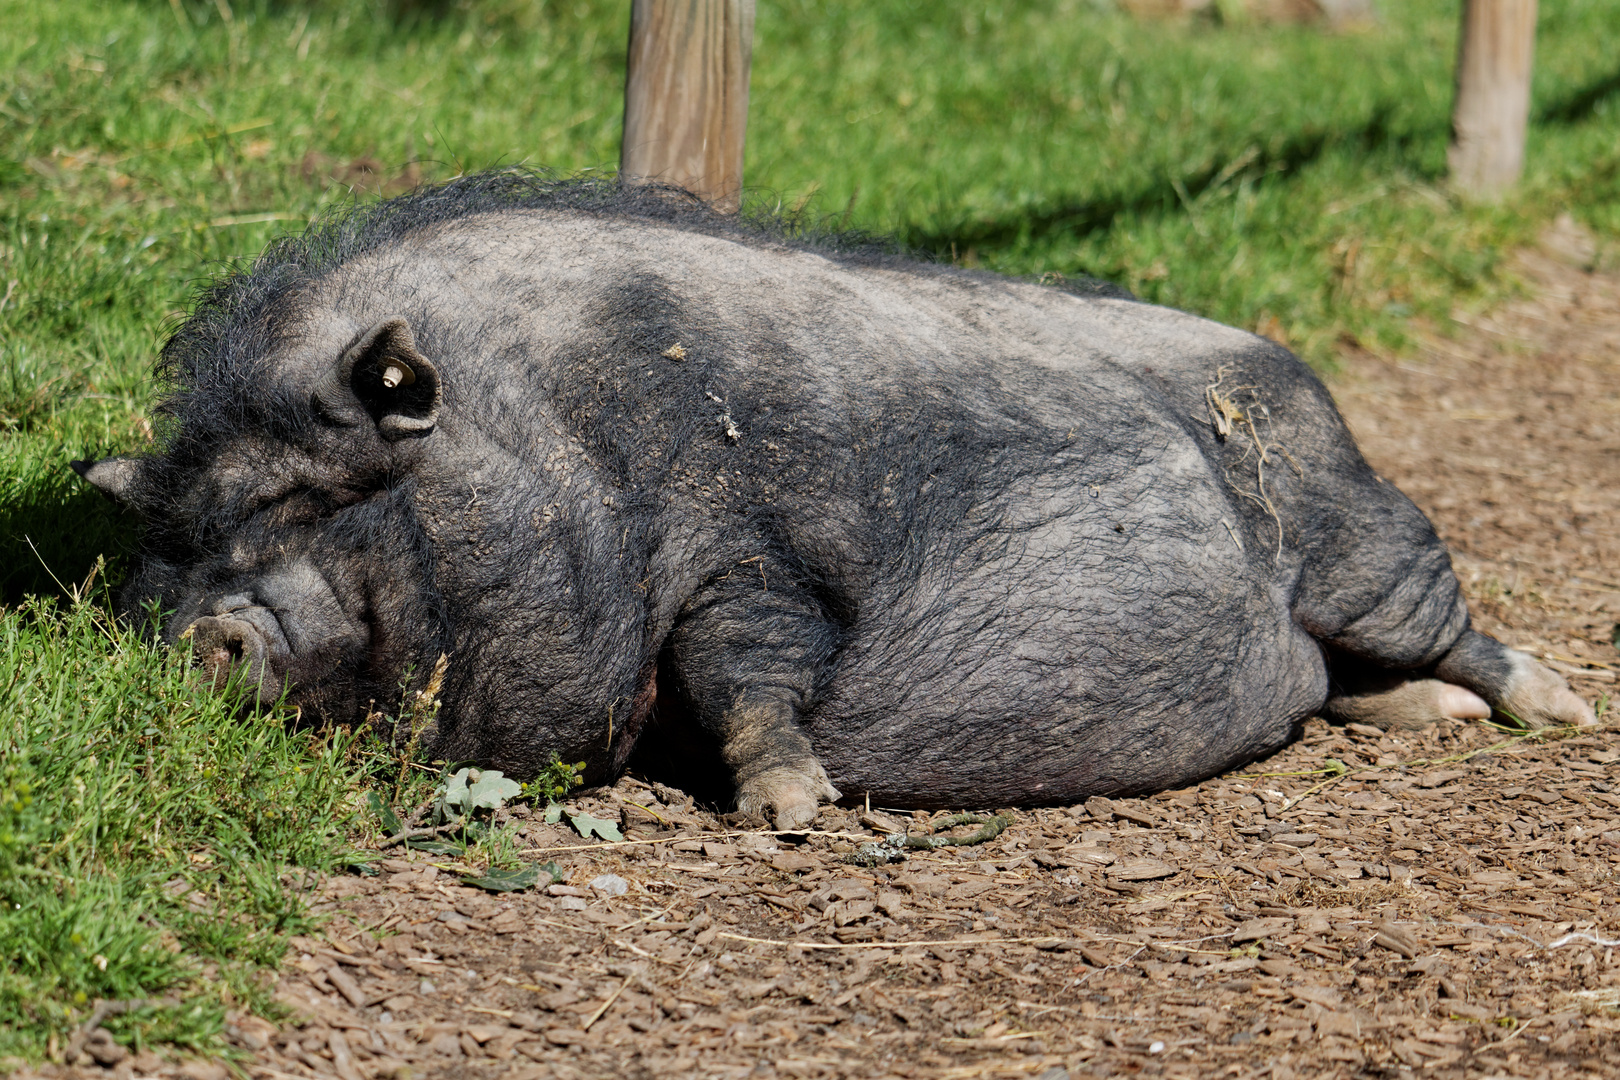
left=1448, top=0, right=1538, bottom=200
left=621, top=0, right=755, bottom=212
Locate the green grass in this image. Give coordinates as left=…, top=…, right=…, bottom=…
left=1, top=0, right=1618, bottom=1064
left=0, top=590, right=365, bottom=1061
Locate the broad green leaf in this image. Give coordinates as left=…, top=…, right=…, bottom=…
left=466, top=771, right=522, bottom=811
left=441, top=768, right=521, bottom=813
left=462, top=860, right=566, bottom=893
left=567, top=811, right=623, bottom=843
left=462, top=864, right=541, bottom=892
left=440, top=768, right=472, bottom=811
left=543, top=803, right=564, bottom=824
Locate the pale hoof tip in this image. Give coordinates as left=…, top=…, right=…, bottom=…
left=1437, top=685, right=1492, bottom=720
left=735, top=761, right=840, bottom=831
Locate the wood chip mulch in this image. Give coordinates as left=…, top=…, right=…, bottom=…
left=22, top=224, right=1620, bottom=1080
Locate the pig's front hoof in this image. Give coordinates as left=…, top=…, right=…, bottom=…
left=1323, top=677, right=1490, bottom=731
left=1499, top=653, right=1598, bottom=728
left=736, top=762, right=841, bottom=831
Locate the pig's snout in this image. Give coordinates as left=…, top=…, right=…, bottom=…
left=184, top=604, right=288, bottom=701
left=170, top=562, right=364, bottom=713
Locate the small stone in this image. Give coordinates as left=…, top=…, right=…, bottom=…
left=589, top=873, right=629, bottom=896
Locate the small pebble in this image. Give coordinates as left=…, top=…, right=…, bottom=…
left=590, top=873, right=629, bottom=896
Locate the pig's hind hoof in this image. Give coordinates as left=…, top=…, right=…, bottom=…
left=1322, top=677, right=1491, bottom=732
left=736, top=762, right=841, bottom=831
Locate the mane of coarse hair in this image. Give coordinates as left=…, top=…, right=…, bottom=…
left=156, top=169, right=896, bottom=401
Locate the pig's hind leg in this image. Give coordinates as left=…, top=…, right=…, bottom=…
left=1308, top=564, right=1596, bottom=731
left=666, top=575, right=842, bottom=829
left=1202, top=341, right=1593, bottom=732
left=1311, top=570, right=1595, bottom=731
left=1321, top=647, right=1491, bottom=731
left=1434, top=628, right=1596, bottom=729
left=1289, top=463, right=1593, bottom=730
left=1322, top=636, right=1594, bottom=733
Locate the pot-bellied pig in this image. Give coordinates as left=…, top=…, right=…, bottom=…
left=75, top=172, right=1594, bottom=827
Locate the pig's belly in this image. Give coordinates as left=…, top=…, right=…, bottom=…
left=800, top=454, right=1328, bottom=807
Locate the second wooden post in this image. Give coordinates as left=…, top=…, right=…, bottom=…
left=621, top=0, right=756, bottom=212
left=1448, top=0, right=1538, bottom=200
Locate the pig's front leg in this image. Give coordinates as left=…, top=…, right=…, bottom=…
left=668, top=574, right=841, bottom=829
left=718, top=695, right=841, bottom=829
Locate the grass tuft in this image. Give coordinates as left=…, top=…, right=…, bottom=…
left=0, top=593, right=366, bottom=1059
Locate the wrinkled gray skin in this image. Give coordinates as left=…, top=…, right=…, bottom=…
left=78, top=178, right=1594, bottom=828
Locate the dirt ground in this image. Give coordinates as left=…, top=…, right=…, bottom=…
left=30, top=224, right=1620, bottom=1080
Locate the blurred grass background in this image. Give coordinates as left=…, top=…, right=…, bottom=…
left=0, top=0, right=1617, bottom=1062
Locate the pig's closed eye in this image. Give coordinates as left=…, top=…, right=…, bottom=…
left=255, top=487, right=365, bottom=525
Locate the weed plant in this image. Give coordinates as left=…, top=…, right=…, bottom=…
left=1, top=0, right=1618, bottom=1063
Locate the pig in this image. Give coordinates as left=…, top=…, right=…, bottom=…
left=75, top=172, right=1594, bottom=827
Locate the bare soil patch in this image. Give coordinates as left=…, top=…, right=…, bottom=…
left=28, top=233, right=1620, bottom=1080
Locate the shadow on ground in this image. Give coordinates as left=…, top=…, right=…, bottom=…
left=0, top=455, right=132, bottom=605
left=901, top=105, right=1436, bottom=256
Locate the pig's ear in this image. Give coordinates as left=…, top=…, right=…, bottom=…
left=71, top=456, right=143, bottom=506
left=314, top=318, right=441, bottom=440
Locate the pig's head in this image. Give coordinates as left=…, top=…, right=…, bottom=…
left=76, top=316, right=452, bottom=725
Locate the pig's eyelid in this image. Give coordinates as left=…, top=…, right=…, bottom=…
left=238, top=485, right=319, bottom=523
left=247, top=485, right=366, bottom=521
left=244, top=485, right=306, bottom=516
